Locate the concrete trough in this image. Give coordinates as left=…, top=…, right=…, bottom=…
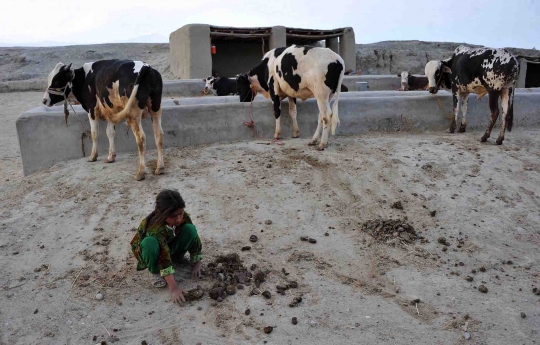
left=161, top=75, right=403, bottom=97
left=0, top=75, right=411, bottom=95
left=17, top=89, right=540, bottom=175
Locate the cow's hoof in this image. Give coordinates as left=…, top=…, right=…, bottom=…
left=480, top=136, right=488, bottom=142
left=104, top=157, right=115, bottom=163
left=496, top=138, right=504, bottom=145
left=135, top=172, right=147, bottom=181
left=88, top=156, right=98, bottom=162
left=274, top=136, right=282, bottom=140
left=458, top=124, right=466, bottom=133
left=154, top=167, right=165, bottom=175
left=316, top=145, right=325, bottom=151
left=292, top=133, right=299, bottom=138
left=446, top=127, right=455, bottom=134
left=307, top=141, right=317, bottom=146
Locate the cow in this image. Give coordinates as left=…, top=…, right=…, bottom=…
left=397, top=71, right=429, bottom=91
left=202, top=76, right=238, bottom=96
left=425, top=46, right=519, bottom=144
left=236, top=45, right=345, bottom=150
left=42, top=59, right=164, bottom=180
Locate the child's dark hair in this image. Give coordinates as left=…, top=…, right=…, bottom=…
left=145, top=189, right=185, bottom=230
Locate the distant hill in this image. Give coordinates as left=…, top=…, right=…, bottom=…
left=1, top=40, right=539, bottom=88
left=356, top=40, right=540, bottom=75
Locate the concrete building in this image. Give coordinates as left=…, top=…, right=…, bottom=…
left=169, top=24, right=356, bottom=79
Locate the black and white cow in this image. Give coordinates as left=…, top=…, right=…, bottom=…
left=397, top=71, right=429, bottom=91
left=236, top=45, right=345, bottom=150
left=425, top=46, right=519, bottom=144
left=42, top=59, right=164, bottom=180
left=202, top=76, right=238, bottom=96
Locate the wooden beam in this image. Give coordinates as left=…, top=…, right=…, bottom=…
left=210, top=32, right=270, bottom=38
left=286, top=33, right=342, bottom=39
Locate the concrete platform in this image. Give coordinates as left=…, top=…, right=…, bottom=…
left=1, top=75, right=402, bottom=95
left=16, top=89, right=540, bottom=175
left=161, top=75, right=403, bottom=96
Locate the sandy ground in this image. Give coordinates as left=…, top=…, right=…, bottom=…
left=0, top=92, right=539, bottom=345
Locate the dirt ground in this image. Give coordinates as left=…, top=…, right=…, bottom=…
left=0, top=92, right=539, bottom=345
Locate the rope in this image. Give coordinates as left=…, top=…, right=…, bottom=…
left=53, top=80, right=92, bottom=157
left=241, top=86, right=283, bottom=146
left=435, top=95, right=455, bottom=121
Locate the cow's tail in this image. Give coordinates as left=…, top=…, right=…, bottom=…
left=108, top=63, right=150, bottom=124
left=506, top=87, right=515, bottom=132
left=330, top=64, right=344, bottom=135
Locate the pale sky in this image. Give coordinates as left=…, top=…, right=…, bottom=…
left=1, top=0, right=538, bottom=48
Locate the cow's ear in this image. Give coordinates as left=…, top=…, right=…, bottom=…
left=442, top=66, right=452, bottom=74
left=66, top=63, right=72, bottom=70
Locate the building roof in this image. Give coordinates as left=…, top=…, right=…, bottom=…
left=209, top=25, right=350, bottom=45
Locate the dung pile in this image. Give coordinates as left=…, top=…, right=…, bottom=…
left=361, top=219, right=418, bottom=244
left=205, top=253, right=263, bottom=302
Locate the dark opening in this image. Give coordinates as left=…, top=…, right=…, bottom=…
left=211, top=40, right=269, bottom=77
left=525, top=63, right=540, bottom=88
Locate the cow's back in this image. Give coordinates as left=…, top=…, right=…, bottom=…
left=271, top=46, right=344, bottom=98
left=451, top=46, right=518, bottom=92
left=85, top=60, right=145, bottom=99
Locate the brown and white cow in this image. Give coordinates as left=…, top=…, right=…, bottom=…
left=425, top=46, right=519, bottom=144
left=237, top=45, right=345, bottom=150
left=397, top=71, right=429, bottom=91
left=42, top=59, right=164, bottom=180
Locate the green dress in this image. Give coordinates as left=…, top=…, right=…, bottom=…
left=130, top=212, right=202, bottom=277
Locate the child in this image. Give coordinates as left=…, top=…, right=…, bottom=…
left=130, top=189, right=202, bottom=303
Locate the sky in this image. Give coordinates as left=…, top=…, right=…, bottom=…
left=0, top=0, right=538, bottom=48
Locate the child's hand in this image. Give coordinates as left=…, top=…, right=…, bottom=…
left=171, top=287, right=186, bottom=304
left=191, top=261, right=202, bottom=278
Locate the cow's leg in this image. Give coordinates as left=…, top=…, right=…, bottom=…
left=288, top=98, right=299, bottom=138
left=496, top=88, right=510, bottom=145
left=104, top=122, right=116, bottom=163
left=448, top=91, right=459, bottom=133
left=150, top=106, right=165, bottom=175
left=271, top=92, right=282, bottom=140
left=87, top=112, right=99, bottom=162
left=308, top=117, right=323, bottom=146
left=128, top=115, right=147, bottom=181
left=481, top=91, right=501, bottom=142
left=458, top=93, right=470, bottom=133
left=315, top=97, right=332, bottom=151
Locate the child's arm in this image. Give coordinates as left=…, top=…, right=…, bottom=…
left=164, top=274, right=185, bottom=303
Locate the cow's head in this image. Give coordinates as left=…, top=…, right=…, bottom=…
left=236, top=73, right=255, bottom=102
left=202, top=76, right=217, bottom=95
left=397, top=71, right=411, bottom=90
left=42, top=62, right=74, bottom=106
left=425, top=60, right=451, bottom=94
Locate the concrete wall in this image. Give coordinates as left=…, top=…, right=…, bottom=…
left=326, top=38, right=339, bottom=54
left=517, top=58, right=528, bottom=88
left=339, top=28, right=356, bottom=71
left=211, top=42, right=265, bottom=77
left=270, top=26, right=287, bottom=49
left=17, top=89, right=540, bottom=175
left=160, top=75, right=403, bottom=97
left=169, top=24, right=211, bottom=79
